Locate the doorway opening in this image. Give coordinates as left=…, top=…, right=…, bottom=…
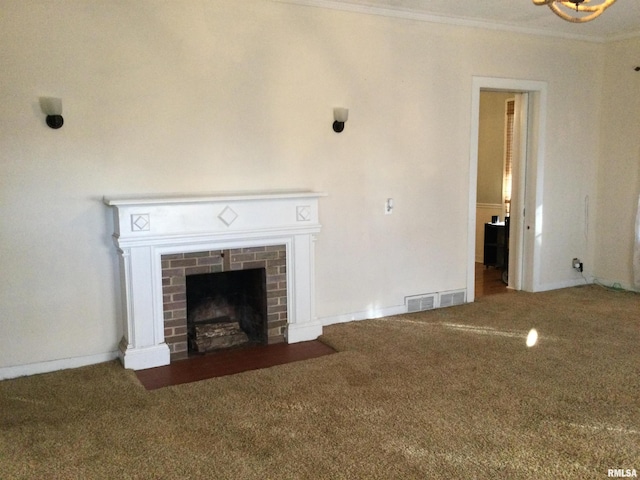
left=475, top=92, right=518, bottom=297
left=468, top=77, right=548, bottom=302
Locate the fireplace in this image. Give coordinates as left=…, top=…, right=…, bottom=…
left=103, top=191, right=325, bottom=370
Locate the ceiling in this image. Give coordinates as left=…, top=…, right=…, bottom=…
left=289, top=0, right=640, bottom=41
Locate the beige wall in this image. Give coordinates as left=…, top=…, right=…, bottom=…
left=0, top=0, right=612, bottom=372
left=595, top=37, right=640, bottom=289
left=477, top=92, right=513, bottom=206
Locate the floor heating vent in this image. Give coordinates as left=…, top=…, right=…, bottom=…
left=405, top=294, right=436, bottom=313
left=439, top=290, right=466, bottom=308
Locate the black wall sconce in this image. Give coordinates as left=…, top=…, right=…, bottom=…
left=332, top=107, right=348, bottom=133
left=40, top=97, right=64, bottom=129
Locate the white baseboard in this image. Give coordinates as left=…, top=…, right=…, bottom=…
left=0, top=351, right=119, bottom=381
left=590, top=277, right=638, bottom=292
left=534, top=277, right=592, bottom=292
left=319, top=304, right=407, bottom=326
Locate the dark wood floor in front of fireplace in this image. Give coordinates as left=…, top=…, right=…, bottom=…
left=135, top=340, right=336, bottom=390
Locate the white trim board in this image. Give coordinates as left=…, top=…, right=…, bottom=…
left=0, top=351, right=119, bottom=381
left=320, top=304, right=407, bottom=326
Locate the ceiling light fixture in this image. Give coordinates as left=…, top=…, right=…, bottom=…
left=532, top=0, right=616, bottom=23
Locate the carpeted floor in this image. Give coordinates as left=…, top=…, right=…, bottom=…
left=1, top=285, right=638, bottom=479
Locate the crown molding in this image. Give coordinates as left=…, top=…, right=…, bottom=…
left=272, top=0, right=633, bottom=44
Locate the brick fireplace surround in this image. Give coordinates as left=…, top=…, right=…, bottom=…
left=104, top=191, right=325, bottom=370
left=162, top=245, right=288, bottom=361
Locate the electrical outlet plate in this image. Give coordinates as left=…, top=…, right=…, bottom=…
left=572, top=258, right=583, bottom=272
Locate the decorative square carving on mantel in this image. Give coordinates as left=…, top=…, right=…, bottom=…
left=218, top=206, right=239, bottom=226
left=131, top=214, right=150, bottom=232
left=296, top=205, right=311, bottom=222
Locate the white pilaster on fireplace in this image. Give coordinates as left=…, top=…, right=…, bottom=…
left=103, top=191, right=326, bottom=370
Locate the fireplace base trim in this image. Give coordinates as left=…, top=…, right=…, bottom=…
left=286, top=321, right=323, bottom=343
left=119, top=339, right=170, bottom=370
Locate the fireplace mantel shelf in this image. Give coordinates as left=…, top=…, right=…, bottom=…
left=105, top=190, right=326, bottom=370
left=103, top=190, right=326, bottom=206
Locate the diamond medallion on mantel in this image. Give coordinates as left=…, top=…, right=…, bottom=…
left=218, top=206, right=238, bottom=227
left=131, top=214, right=150, bottom=232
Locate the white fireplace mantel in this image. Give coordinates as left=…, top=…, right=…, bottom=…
left=103, top=191, right=326, bottom=370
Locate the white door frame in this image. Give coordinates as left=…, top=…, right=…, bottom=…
left=467, top=76, right=547, bottom=302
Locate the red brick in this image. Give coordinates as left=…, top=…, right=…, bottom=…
left=168, top=333, right=187, bottom=343
left=164, top=319, right=185, bottom=328
left=266, top=258, right=286, bottom=267
left=239, top=246, right=266, bottom=253
left=184, top=266, right=211, bottom=276
left=270, top=305, right=287, bottom=314
left=163, top=268, right=187, bottom=278
left=164, top=300, right=186, bottom=311
left=268, top=334, right=285, bottom=345
left=256, top=251, right=279, bottom=261
left=269, top=319, right=287, bottom=329
left=162, top=253, right=184, bottom=260
left=170, top=258, right=198, bottom=268
left=230, top=253, right=256, bottom=263
left=171, top=341, right=188, bottom=353
left=235, top=260, right=265, bottom=270
left=197, top=256, right=222, bottom=266
left=162, top=285, right=185, bottom=295
left=184, top=251, right=213, bottom=258
left=267, top=289, right=287, bottom=299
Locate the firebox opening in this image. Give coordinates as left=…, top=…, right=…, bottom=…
left=186, top=268, right=267, bottom=355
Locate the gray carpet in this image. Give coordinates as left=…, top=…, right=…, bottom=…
left=1, top=285, right=638, bottom=479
